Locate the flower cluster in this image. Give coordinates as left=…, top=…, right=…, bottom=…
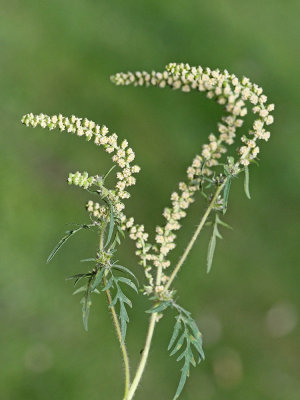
left=111, top=63, right=274, bottom=294
left=21, top=62, right=274, bottom=298
left=120, top=182, right=201, bottom=294
left=68, top=171, right=95, bottom=189
left=119, top=216, right=154, bottom=289
left=111, top=62, right=274, bottom=170
left=21, top=113, right=141, bottom=217
left=86, top=200, right=109, bottom=221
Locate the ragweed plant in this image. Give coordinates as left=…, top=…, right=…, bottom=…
left=21, top=62, right=274, bottom=400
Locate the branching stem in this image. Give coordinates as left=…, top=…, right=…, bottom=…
left=125, top=183, right=225, bottom=399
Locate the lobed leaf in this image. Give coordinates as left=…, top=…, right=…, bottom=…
left=168, top=317, right=182, bottom=350
left=168, top=309, right=205, bottom=399
left=117, top=276, right=138, bottom=293
left=112, top=264, right=139, bottom=285
left=170, top=332, right=186, bottom=356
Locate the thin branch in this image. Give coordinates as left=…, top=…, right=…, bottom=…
left=99, top=227, right=131, bottom=399
left=126, top=183, right=225, bottom=399
left=163, top=183, right=224, bottom=292
left=126, top=313, right=157, bottom=400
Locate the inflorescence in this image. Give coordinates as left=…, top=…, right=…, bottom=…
left=21, top=112, right=140, bottom=221
left=21, top=62, right=274, bottom=400
left=110, top=62, right=274, bottom=296
left=21, top=62, right=274, bottom=298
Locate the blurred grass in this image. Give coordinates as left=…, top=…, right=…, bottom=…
left=1, top=0, right=299, bottom=399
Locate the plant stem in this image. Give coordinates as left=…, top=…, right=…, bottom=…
left=103, top=276, right=131, bottom=399
left=99, top=226, right=131, bottom=399
left=163, top=183, right=224, bottom=292
left=126, top=313, right=157, bottom=400
left=125, top=252, right=164, bottom=399
left=126, top=183, right=225, bottom=399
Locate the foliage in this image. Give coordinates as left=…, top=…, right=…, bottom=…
left=207, top=213, right=232, bottom=273
left=148, top=301, right=205, bottom=399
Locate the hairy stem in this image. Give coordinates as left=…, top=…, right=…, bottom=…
left=99, top=227, right=131, bottom=399
left=126, top=183, right=225, bottom=399
left=164, top=183, right=224, bottom=292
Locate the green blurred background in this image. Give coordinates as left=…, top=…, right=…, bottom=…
left=1, top=1, right=299, bottom=399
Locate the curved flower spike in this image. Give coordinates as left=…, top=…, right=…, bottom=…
left=21, top=113, right=141, bottom=219
left=111, top=62, right=274, bottom=294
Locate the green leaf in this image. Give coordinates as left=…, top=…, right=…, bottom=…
left=188, top=319, right=202, bottom=341
left=103, top=165, right=116, bottom=182
left=116, top=288, right=132, bottom=307
left=168, top=318, right=182, bottom=350
left=120, top=301, right=129, bottom=342
left=176, top=345, right=189, bottom=362
left=80, top=279, right=92, bottom=331
left=173, top=362, right=188, bottom=400
left=102, top=277, right=114, bottom=291
left=47, top=224, right=93, bottom=263
left=105, top=205, right=115, bottom=248
left=146, top=301, right=171, bottom=314
left=110, top=293, right=119, bottom=308
left=47, top=229, right=78, bottom=263
left=169, top=310, right=205, bottom=400
left=66, top=273, right=87, bottom=280
left=214, top=224, right=222, bottom=239
left=206, top=214, right=232, bottom=273
left=188, top=322, right=205, bottom=361
left=101, top=267, right=136, bottom=343
left=91, top=268, right=106, bottom=291
left=112, top=264, right=139, bottom=285
left=170, top=332, right=186, bottom=356
left=244, top=166, right=251, bottom=199
left=222, top=176, right=231, bottom=214
left=72, top=286, right=86, bottom=295
left=117, top=277, right=138, bottom=293
left=117, top=226, right=125, bottom=238
left=66, top=273, right=91, bottom=286
left=216, top=215, right=232, bottom=230
left=113, top=285, right=131, bottom=343
left=115, top=233, right=121, bottom=245
left=207, top=232, right=216, bottom=273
